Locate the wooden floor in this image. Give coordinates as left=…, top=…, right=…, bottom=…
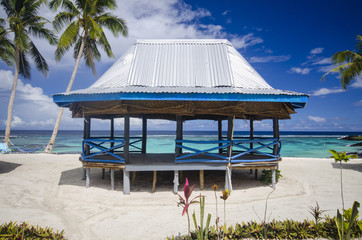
left=84, top=153, right=279, bottom=171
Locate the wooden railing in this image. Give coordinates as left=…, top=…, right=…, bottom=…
left=175, top=138, right=281, bottom=163
left=82, top=138, right=125, bottom=163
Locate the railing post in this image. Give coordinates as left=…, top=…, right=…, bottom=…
left=250, top=119, right=254, bottom=155
left=142, top=115, right=147, bottom=154
left=273, top=117, right=280, bottom=156
left=124, top=115, right=130, bottom=164
left=84, top=116, right=91, bottom=156
left=176, top=116, right=183, bottom=156
left=218, top=119, right=222, bottom=154
left=227, top=116, right=233, bottom=154
left=110, top=117, right=114, bottom=153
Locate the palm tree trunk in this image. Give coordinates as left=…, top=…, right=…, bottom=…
left=4, top=47, right=20, bottom=147
left=44, top=35, right=87, bottom=153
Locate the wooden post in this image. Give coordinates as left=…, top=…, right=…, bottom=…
left=218, top=119, right=222, bottom=154
left=250, top=119, right=254, bottom=154
left=110, top=169, right=115, bottom=190
left=200, top=170, right=204, bottom=190
left=176, top=116, right=183, bottom=156
left=123, top=170, right=130, bottom=194
left=273, top=118, right=280, bottom=156
left=152, top=171, right=157, bottom=193
left=110, top=118, right=115, bottom=151
left=85, top=168, right=90, bottom=188
left=227, top=116, right=233, bottom=154
left=82, top=117, right=91, bottom=180
left=142, top=115, right=147, bottom=154
left=173, top=170, right=179, bottom=193
left=124, top=115, right=130, bottom=164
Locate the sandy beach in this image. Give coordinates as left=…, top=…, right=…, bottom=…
left=0, top=154, right=362, bottom=239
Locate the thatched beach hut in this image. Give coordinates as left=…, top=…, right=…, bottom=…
left=53, top=39, right=308, bottom=194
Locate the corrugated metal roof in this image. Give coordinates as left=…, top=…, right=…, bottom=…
left=57, top=39, right=307, bottom=97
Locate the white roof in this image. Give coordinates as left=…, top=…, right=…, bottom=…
left=61, top=39, right=304, bottom=96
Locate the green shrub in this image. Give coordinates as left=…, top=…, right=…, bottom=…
left=0, top=221, right=66, bottom=239
left=260, top=169, right=282, bottom=185
left=167, top=217, right=362, bottom=239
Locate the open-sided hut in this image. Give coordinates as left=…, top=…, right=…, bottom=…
left=53, top=39, right=308, bottom=194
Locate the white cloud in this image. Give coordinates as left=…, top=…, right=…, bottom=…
left=312, top=57, right=331, bottom=65
left=249, top=55, right=290, bottom=63
left=0, top=70, right=78, bottom=130
left=351, top=76, right=362, bottom=88
left=354, top=100, right=362, bottom=106
left=308, top=116, right=326, bottom=123
left=310, top=47, right=324, bottom=55
left=311, top=87, right=345, bottom=96
left=290, top=67, right=311, bottom=75
left=230, top=33, right=263, bottom=49
left=222, top=10, right=230, bottom=16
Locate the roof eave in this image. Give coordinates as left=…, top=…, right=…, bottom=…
left=53, top=92, right=308, bottom=108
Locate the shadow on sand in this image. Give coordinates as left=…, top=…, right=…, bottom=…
left=58, top=167, right=269, bottom=193
left=0, top=161, right=22, bottom=174
left=331, top=162, right=362, bottom=173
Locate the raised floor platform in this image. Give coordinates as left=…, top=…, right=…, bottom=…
left=80, top=153, right=280, bottom=194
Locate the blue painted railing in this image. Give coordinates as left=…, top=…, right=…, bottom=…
left=175, top=138, right=281, bottom=163
left=82, top=138, right=125, bottom=163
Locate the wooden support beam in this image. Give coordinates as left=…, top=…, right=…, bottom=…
left=82, top=117, right=91, bottom=180
left=132, top=172, right=136, bottom=185
left=250, top=119, right=254, bottom=154
left=176, top=116, right=183, bottom=156
left=273, top=118, right=280, bottom=155
left=227, top=116, right=233, bottom=154
left=200, top=170, right=204, bottom=190
left=85, top=168, right=90, bottom=188
left=218, top=119, right=222, bottom=154
left=102, top=168, right=105, bottom=179
left=110, top=118, right=115, bottom=152
left=110, top=169, right=115, bottom=190
left=124, top=115, right=130, bottom=164
left=173, top=170, right=179, bottom=193
left=152, top=171, right=157, bottom=193
left=123, top=170, right=130, bottom=194
left=142, top=115, right=147, bottom=154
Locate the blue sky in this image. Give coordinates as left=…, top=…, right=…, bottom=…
left=0, top=0, right=361, bottom=132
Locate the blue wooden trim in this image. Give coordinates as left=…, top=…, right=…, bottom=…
left=231, top=158, right=279, bottom=163
left=53, top=92, right=308, bottom=107
left=82, top=138, right=126, bottom=163
left=175, top=159, right=228, bottom=163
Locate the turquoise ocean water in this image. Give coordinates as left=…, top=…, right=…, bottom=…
left=1, top=130, right=362, bottom=158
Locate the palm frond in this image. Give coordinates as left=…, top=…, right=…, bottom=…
left=98, top=31, right=113, bottom=58
left=0, top=28, right=15, bottom=66
left=356, top=35, right=362, bottom=53
left=28, top=24, right=58, bottom=45
left=87, top=16, right=103, bottom=40
left=14, top=30, right=30, bottom=52
left=29, top=40, right=49, bottom=76
left=18, top=49, right=31, bottom=79
left=340, top=62, right=362, bottom=89
left=56, top=20, right=80, bottom=59
left=331, top=50, right=362, bottom=65
left=84, top=38, right=97, bottom=77
left=0, top=0, right=15, bottom=17
left=96, top=13, right=128, bottom=37
left=53, top=11, right=77, bottom=32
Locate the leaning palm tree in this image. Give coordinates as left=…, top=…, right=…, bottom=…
left=322, top=35, right=362, bottom=89
left=0, top=0, right=57, bottom=147
left=44, top=0, right=128, bottom=153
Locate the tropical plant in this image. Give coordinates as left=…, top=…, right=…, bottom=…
left=329, top=149, right=357, bottom=239
left=336, top=201, right=360, bottom=240
left=220, top=188, right=230, bottom=240
left=309, top=201, right=327, bottom=225
left=322, top=35, right=362, bottom=89
left=261, top=169, right=282, bottom=185
left=211, top=184, right=220, bottom=240
left=0, top=0, right=57, bottom=147
left=177, top=178, right=201, bottom=239
left=192, top=195, right=211, bottom=240
left=0, top=221, right=66, bottom=239
left=44, top=0, right=128, bottom=153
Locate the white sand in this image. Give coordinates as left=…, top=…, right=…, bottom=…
left=0, top=154, right=362, bottom=239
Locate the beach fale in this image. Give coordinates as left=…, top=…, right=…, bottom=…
left=53, top=39, right=308, bottom=194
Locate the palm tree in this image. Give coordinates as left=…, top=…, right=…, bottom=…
left=0, top=0, right=57, bottom=147
left=43, top=0, right=128, bottom=153
left=323, top=35, right=362, bottom=89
